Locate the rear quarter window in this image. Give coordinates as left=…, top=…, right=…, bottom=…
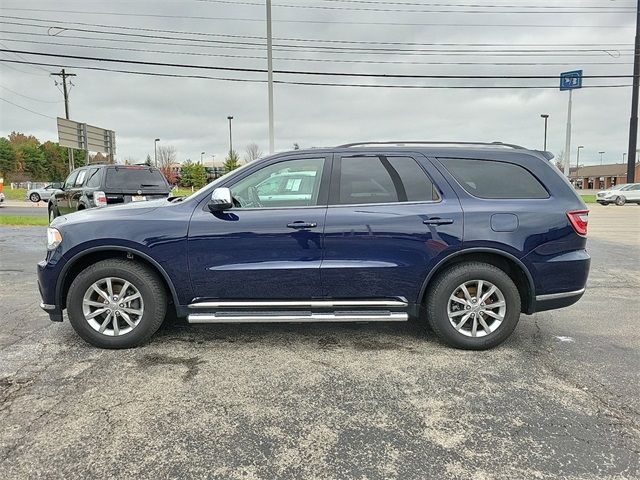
left=439, top=158, right=549, bottom=199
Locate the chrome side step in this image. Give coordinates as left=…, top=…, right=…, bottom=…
left=188, top=311, right=408, bottom=324
left=188, top=299, right=408, bottom=309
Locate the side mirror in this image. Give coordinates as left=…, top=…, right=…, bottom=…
left=208, top=187, right=233, bottom=212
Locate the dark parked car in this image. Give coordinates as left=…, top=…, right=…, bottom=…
left=39, top=142, right=590, bottom=350
left=48, top=164, right=171, bottom=222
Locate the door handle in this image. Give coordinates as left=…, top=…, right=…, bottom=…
left=287, top=221, right=317, bottom=229
left=423, top=217, right=454, bottom=226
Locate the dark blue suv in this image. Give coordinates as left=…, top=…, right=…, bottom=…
left=38, top=142, right=590, bottom=350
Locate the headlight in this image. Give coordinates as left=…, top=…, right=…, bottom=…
left=46, top=227, right=62, bottom=250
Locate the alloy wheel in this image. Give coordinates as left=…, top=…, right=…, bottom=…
left=82, top=277, right=144, bottom=336
left=447, top=279, right=506, bottom=337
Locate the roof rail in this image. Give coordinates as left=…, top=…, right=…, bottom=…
left=336, top=141, right=527, bottom=149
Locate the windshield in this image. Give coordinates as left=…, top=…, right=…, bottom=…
left=105, top=167, right=169, bottom=191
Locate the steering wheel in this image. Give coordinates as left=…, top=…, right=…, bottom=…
left=234, top=187, right=263, bottom=208
left=247, top=186, right=263, bottom=208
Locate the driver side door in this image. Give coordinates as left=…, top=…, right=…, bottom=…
left=187, top=154, right=331, bottom=301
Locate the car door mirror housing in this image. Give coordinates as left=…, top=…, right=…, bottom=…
left=208, top=187, right=233, bottom=212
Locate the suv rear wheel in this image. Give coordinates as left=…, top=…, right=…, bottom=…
left=426, top=262, right=521, bottom=350
left=67, top=259, right=167, bottom=348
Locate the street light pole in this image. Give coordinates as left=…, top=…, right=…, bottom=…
left=626, top=0, right=639, bottom=182
left=623, top=152, right=627, bottom=164
left=576, top=145, right=584, bottom=171
left=201, top=151, right=205, bottom=165
left=154, top=138, right=160, bottom=167
left=227, top=116, right=234, bottom=155
left=598, top=151, right=605, bottom=165
left=266, top=0, right=275, bottom=154
left=540, top=114, right=549, bottom=150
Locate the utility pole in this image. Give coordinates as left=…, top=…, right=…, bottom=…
left=266, top=0, right=275, bottom=154
left=50, top=68, right=76, bottom=172
left=627, top=0, right=640, bottom=183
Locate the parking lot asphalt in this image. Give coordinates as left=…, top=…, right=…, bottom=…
left=1, top=205, right=638, bottom=479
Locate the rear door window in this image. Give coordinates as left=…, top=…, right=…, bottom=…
left=439, top=158, right=549, bottom=199
left=85, top=168, right=102, bottom=188
left=335, top=155, right=438, bottom=205
left=105, top=167, right=169, bottom=191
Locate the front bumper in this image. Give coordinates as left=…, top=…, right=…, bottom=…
left=37, top=260, right=63, bottom=321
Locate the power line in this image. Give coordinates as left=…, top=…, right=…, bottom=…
left=0, top=96, right=55, bottom=119
left=0, top=13, right=628, bottom=28
left=0, top=22, right=632, bottom=57
left=0, top=29, right=630, bottom=58
left=193, top=0, right=635, bottom=13
left=5, top=4, right=635, bottom=15
left=0, top=37, right=631, bottom=66
left=0, top=58, right=633, bottom=89
left=0, top=83, right=60, bottom=103
left=2, top=49, right=636, bottom=80
left=0, top=16, right=632, bottom=49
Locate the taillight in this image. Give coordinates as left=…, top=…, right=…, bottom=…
left=94, top=191, right=107, bottom=207
left=567, top=210, right=589, bottom=236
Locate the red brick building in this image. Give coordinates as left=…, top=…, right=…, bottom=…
left=570, top=162, right=640, bottom=190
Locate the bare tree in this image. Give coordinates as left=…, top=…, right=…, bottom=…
left=244, top=142, right=263, bottom=162
left=156, top=145, right=178, bottom=184
left=156, top=145, right=177, bottom=169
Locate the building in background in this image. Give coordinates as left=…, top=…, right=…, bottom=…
left=570, top=163, right=640, bottom=190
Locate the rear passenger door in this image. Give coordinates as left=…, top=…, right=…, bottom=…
left=68, top=168, right=88, bottom=211
left=55, top=169, right=79, bottom=215
left=321, top=152, right=463, bottom=304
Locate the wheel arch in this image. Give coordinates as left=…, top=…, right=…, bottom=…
left=419, top=248, right=536, bottom=314
left=56, top=246, right=180, bottom=312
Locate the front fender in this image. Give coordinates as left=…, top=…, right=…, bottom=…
left=53, top=242, right=184, bottom=311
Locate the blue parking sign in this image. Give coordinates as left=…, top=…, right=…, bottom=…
left=560, top=70, right=583, bottom=91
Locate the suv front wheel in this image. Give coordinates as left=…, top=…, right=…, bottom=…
left=67, top=259, right=167, bottom=348
left=426, top=262, right=521, bottom=350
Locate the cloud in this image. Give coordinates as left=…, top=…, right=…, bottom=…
left=0, top=0, right=635, bottom=167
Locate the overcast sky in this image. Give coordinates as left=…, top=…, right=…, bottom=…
left=0, top=0, right=636, bottom=167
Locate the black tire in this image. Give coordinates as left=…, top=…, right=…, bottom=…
left=600, top=202, right=609, bottom=206
left=66, top=259, right=167, bottom=349
left=30, top=193, right=41, bottom=203
left=425, top=262, right=521, bottom=350
left=615, top=196, right=626, bottom=206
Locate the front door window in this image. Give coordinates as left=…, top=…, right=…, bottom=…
left=230, top=158, right=325, bottom=208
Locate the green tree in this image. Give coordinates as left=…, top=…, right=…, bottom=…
left=72, top=149, right=87, bottom=168
left=223, top=150, right=241, bottom=173
left=40, top=141, right=68, bottom=181
left=20, top=143, right=47, bottom=180
left=180, top=160, right=195, bottom=187
left=0, top=137, right=17, bottom=180
left=192, top=163, right=207, bottom=188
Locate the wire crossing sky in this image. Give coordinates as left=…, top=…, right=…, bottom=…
left=0, top=0, right=635, bottom=166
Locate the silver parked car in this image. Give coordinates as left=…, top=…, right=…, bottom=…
left=26, top=183, right=63, bottom=203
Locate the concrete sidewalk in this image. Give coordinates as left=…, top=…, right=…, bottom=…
left=1, top=200, right=47, bottom=208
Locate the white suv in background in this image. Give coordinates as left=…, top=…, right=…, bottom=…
left=596, top=183, right=640, bottom=206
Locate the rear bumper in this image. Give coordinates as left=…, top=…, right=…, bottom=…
left=524, top=248, right=590, bottom=314
left=532, top=288, right=585, bottom=313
